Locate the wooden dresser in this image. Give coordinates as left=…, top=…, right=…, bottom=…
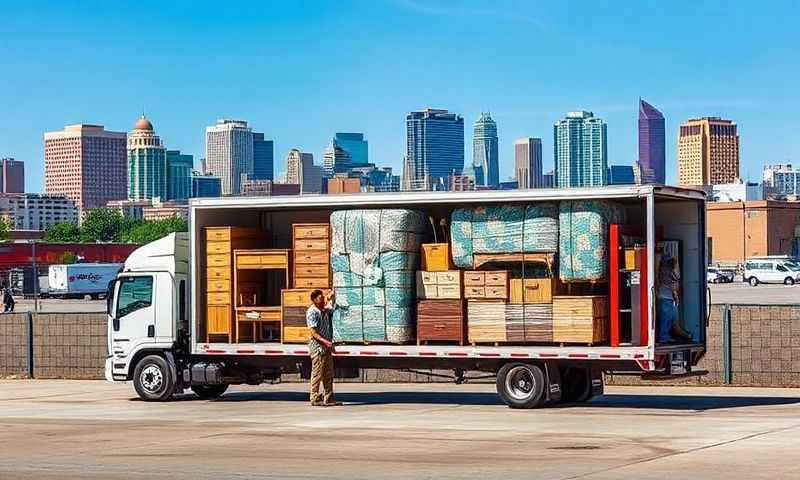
left=417, top=299, right=465, bottom=345
left=204, top=226, right=263, bottom=343
left=281, top=289, right=314, bottom=343
left=463, top=270, right=509, bottom=300
left=292, top=223, right=330, bottom=289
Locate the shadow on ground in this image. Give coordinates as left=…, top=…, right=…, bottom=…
left=156, top=389, right=800, bottom=410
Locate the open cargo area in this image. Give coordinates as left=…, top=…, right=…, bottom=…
left=189, top=186, right=707, bottom=366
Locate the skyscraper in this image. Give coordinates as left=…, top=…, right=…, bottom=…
left=252, top=132, right=274, bottom=181
left=553, top=111, right=607, bottom=187
left=44, top=123, right=127, bottom=214
left=191, top=172, right=222, bottom=198
left=166, top=150, right=193, bottom=202
left=608, top=165, right=636, bottom=185
left=285, top=148, right=323, bottom=194
left=678, top=117, right=739, bottom=186
left=127, top=116, right=167, bottom=201
left=0, top=158, right=24, bottom=193
left=205, top=119, right=254, bottom=195
left=334, top=133, right=368, bottom=167
left=514, top=138, right=543, bottom=189
left=405, top=108, right=464, bottom=191
left=473, top=112, right=499, bottom=187
left=638, top=99, right=666, bottom=184
left=323, top=140, right=352, bottom=175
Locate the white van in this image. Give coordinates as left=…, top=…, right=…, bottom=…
left=744, top=259, right=800, bottom=286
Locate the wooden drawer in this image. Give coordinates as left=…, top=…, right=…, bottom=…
left=421, top=243, right=452, bottom=272
left=282, top=306, right=308, bottom=327
left=484, top=271, right=508, bottom=286
left=436, top=285, right=462, bottom=299
left=293, top=224, right=329, bottom=240
left=294, top=277, right=330, bottom=288
left=205, top=228, right=231, bottom=242
left=283, top=326, right=311, bottom=344
left=235, top=251, right=290, bottom=268
left=206, top=266, right=230, bottom=281
left=464, top=286, right=485, bottom=298
left=282, top=289, right=314, bottom=307
left=295, top=264, right=329, bottom=278
left=206, top=305, right=231, bottom=335
left=435, top=271, right=460, bottom=285
left=206, top=254, right=230, bottom=268
left=295, top=250, right=329, bottom=264
left=206, top=241, right=231, bottom=255
left=510, top=279, right=553, bottom=304
left=294, top=238, right=328, bottom=251
left=418, top=270, right=437, bottom=285
left=485, top=286, right=508, bottom=299
left=206, top=292, right=230, bottom=305
left=206, top=279, right=230, bottom=293
left=463, top=271, right=485, bottom=286
left=237, top=308, right=282, bottom=322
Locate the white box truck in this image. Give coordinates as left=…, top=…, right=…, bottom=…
left=49, top=263, right=123, bottom=300
left=105, top=186, right=709, bottom=408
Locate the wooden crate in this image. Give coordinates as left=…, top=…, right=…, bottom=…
left=417, top=299, right=465, bottom=345
left=421, top=243, right=454, bottom=271
left=552, top=296, right=609, bottom=344
left=463, top=271, right=508, bottom=300
left=467, top=300, right=507, bottom=343
left=509, top=278, right=553, bottom=304
left=505, top=304, right=553, bottom=342
left=416, top=270, right=461, bottom=299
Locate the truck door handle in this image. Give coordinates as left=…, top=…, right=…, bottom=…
left=147, top=325, right=155, bottom=338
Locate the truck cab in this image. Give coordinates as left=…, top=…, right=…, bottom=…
left=105, top=233, right=189, bottom=399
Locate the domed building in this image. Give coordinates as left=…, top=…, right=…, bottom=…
left=128, top=115, right=167, bottom=200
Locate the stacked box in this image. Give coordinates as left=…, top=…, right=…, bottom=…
left=552, top=295, right=609, bottom=344
left=450, top=204, right=558, bottom=269
left=416, top=270, right=461, bottom=299
left=558, top=200, right=625, bottom=282
left=330, top=209, right=425, bottom=343
left=467, top=301, right=507, bottom=343
left=505, top=304, right=553, bottom=342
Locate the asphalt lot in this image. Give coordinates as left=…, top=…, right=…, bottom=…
left=8, top=297, right=107, bottom=313
left=709, top=281, right=800, bottom=305
left=0, top=380, right=798, bottom=480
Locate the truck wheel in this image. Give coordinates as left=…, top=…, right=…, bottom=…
left=560, top=367, right=593, bottom=403
left=496, top=362, right=546, bottom=409
left=191, top=384, right=229, bottom=399
left=133, top=355, right=176, bottom=401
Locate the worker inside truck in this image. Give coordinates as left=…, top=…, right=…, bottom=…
left=656, top=244, right=691, bottom=344
left=306, top=289, right=342, bottom=407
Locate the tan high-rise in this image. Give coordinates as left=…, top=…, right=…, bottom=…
left=677, top=117, right=739, bottom=186
left=44, top=124, right=127, bottom=216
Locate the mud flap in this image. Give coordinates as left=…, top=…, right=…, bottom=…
left=544, top=362, right=562, bottom=403
left=590, top=365, right=604, bottom=397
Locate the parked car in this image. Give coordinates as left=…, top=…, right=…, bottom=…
left=744, top=259, right=800, bottom=286
left=707, top=267, right=735, bottom=283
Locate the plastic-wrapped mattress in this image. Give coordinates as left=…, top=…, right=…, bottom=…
left=558, top=200, right=625, bottom=282
left=330, top=209, right=425, bottom=343
left=450, top=204, right=558, bottom=269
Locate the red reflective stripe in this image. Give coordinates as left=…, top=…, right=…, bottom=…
left=336, top=350, right=350, bottom=355
left=293, top=350, right=309, bottom=355
left=360, top=351, right=379, bottom=355
left=478, top=352, right=501, bottom=357
left=263, top=350, right=283, bottom=354
left=236, top=349, right=255, bottom=354
left=568, top=353, right=589, bottom=358
left=389, top=351, right=408, bottom=355
left=419, top=352, right=437, bottom=356
left=510, top=353, right=530, bottom=358
left=599, top=354, right=621, bottom=359
left=205, top=349, right=226, bottom=354
left=634, top=353, right=645, bottom=358
left=539, top=353, right=558, bottom=358
left=447, top=352, right=468, bottom=357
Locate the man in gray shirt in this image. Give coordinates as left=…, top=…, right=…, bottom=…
left=307, top=289, right=341, bottom=406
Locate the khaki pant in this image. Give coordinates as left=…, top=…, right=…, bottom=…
left=309, top=350, right=334, bottom=403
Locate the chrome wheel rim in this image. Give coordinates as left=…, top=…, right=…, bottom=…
left=140, top=364, right=163, bottom=393
left=505, top=366, right=535, bottom=401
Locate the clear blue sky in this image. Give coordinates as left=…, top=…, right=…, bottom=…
left=2, top=0, right=798, bottom=192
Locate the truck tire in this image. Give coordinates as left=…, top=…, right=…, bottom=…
left=560, top=367, right=593, bottom=403
left=496, top=362, right=547, bottom=409
left=191, top=384, right=229, bottom=399
left=133, top=355, right=176, bottom=401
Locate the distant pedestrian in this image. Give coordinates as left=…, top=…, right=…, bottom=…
left=2, top=283, right=14, bottom=313
left=306, top=289, right=342, bottom=407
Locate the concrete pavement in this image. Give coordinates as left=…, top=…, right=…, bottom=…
left=0, top=380, right=799, bottom=479
left=709, top=281, right=799, bottom=305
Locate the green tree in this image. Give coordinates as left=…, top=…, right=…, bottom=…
left=0, top=217, right=9, bottom=241
left=61, top=251, right=77, bottom=264
left=120, top=217, right=188, bottom=244
left=43, top=222, right=81, bottom=242
left=79, top=209, right=130, bottom=243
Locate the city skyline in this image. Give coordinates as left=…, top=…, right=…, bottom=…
left=3, top=2, right=795, bottom=193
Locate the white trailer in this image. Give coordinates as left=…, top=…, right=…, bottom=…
left=105, top=186, right=709, bottom=408
left=48, top=263, right=123, bottom=299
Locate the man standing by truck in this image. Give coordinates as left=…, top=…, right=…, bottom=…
left=307, top=289, right=342, bottom=407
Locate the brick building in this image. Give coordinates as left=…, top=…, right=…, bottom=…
left=44, top=124, right=127, bottom=216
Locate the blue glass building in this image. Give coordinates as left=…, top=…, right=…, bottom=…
left=554, top=111, right=607, bottom=187
left=608, top=165, right=636, bottom=185
left=252, top=132, right=274, bottom=181
left=405, top=109, right=464, bottom=190
left=191, top=172, right=222, bottom=198
left=166, top=150, right=193, bottom=202
left=472, top=112, right=499, bottom=188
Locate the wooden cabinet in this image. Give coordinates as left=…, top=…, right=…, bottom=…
left=292, top=223, right=330, bottom=289
left=281, top=288, right=331, bottom=344
left=510, top=278, right=553, bottom=304
left=233, top=249, right=291, bottom=343
left=421, top=243, right=454, bottom=271
left=416, top=270, right=461, bottom=299
left=417, top=299, right=465, bottom=345
left=203, top=227, right=263, bottom=343
left=552, top=296, right=609, bottom=344
left=463, top=271, right=508, bottom=300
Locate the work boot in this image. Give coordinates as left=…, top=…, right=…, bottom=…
left=670, top=324, right=692, bottom=342
left=323, top=400, right=343, bottom=407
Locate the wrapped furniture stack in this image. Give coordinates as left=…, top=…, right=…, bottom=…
left=330, top=209, right=425, bottom=343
